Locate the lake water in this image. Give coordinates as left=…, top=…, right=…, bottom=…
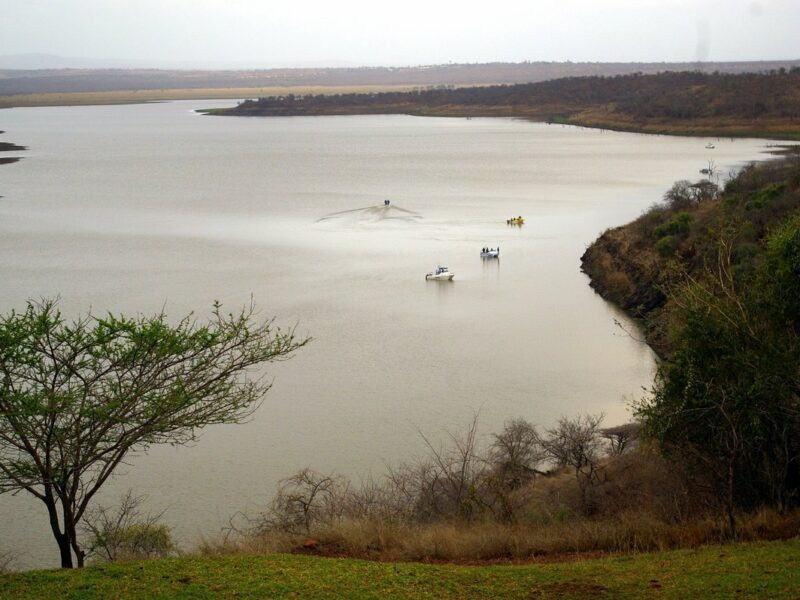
left=0, top=101, right=778, bottom=569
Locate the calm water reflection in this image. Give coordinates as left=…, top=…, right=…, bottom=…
left=0, top=101, right=777, bottom=568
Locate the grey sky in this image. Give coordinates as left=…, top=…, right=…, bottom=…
left=1, top=0, right=798, bottom=67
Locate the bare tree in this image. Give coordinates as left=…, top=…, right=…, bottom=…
left=601, top=423, right=639, bottom=456
left=484, top=418, right=548, bottom=522
left=489, top=418, right=546, bottom=490
left=663, top=180, right=695, bottom=210
left=341, top=474, right=407, bottom=524
left=662, top=178, right=718, bottom=209
left=262, top=469, right=349, bottom=535
left=704, top=159, right=717, bottom=182
left=415, top=414, right=490, bottom=522
left=542, top=414, right=606, bottom=513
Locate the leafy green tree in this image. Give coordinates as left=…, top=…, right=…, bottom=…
left=0, top=299, right=309, bottom=567
left=637, top=221, right=800, bottom=535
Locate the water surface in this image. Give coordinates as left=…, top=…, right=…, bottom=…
left=0, top=101, right=776, bottom=568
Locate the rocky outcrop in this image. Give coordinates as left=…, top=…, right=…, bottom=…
left=581, top=156, right=800, bottom=360
left=580, top=219, right=671, bottom=358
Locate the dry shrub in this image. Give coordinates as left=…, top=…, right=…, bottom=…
left=588, top=444, right=707, bottom=522
left=195, top=414, right=800, bottom=563
left=196, top=509, right=800, bottom=562
left=605, top=271, right=636, bottom=298
left=736, top=508, right=800, bottom=541
left=196, top=528, right=294, bottom=557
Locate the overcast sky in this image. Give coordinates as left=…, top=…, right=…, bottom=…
left=1, top=0, right=798, bottom=68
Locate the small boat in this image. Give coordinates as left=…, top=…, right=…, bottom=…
left=705, top=143, right=715, bottom=149
left=507, top=216, right=524, bottom=225
left=425, top=265, right=454, bottom=281
left=480, top=247, right=500, bottom=258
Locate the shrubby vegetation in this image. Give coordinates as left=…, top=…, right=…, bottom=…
left=81, top=491, right=175, bottom=563
left=202, top=410, right=799, bottom=562
left=583, top=154, right=800, bottom=537
left=253, top=414, right=615, bottom=531
left=638, top=210, right=800, bottom=535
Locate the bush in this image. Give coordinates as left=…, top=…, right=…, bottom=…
left=200, top=410, right=800, bottom=562
left=100, top=524, right=174, bottom=562
left=655, top=235, right=679, bottom=257
left=633, top=205, right=667, bottom=238
left=745, top=182, right=787, bottom=210
left=662, top=181, right=695, bottom=210
left=82, top=491, right=175, bottom=563
left=654, top=212, right=693, bottom=238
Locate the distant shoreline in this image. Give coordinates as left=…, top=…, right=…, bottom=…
left=203, top=71, right=800, bottom=141
left=202, top=103, right=800, bottom=141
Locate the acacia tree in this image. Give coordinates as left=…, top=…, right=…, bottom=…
left=0, top=299, right=309, bottom=568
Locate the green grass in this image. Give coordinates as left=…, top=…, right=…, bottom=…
left=2, top=538, right=799, bottom=599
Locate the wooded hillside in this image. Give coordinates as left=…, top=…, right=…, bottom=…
left=216, top=70, right=800, bottom=138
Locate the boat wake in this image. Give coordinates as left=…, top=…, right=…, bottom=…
left=318, top=204, right=423, bottom=224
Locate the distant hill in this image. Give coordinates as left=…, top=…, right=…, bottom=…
left=0, top=53, right=360, bottom=71
left=2, top=60, right=800, bottom=97
left=213, top=70, right=800, bottom=139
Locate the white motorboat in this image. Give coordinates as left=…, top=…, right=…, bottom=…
left=425, top=266, right=454, bottom=280
left=480, top=247, right=500, bottom=258
left=705, top=143, right=715, bottom=149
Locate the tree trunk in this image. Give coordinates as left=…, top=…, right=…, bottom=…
left=70, top=533, right=85, bottom=568
left=63, top=506, right=85, bottom=568
left=726, top=460, right=737, bottom=539
left=56, top=533, right=74, bottom=569
left=43, top=495, right=74, bottom=568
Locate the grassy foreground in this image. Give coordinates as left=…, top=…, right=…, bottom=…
left=2, top=538, right=799, bottom=599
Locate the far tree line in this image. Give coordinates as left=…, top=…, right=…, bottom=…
left=225, top=70, right=800, bottom=122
